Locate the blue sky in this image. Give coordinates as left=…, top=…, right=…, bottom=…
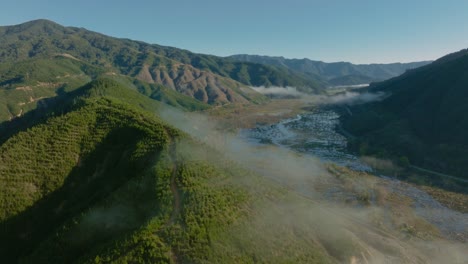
left=1, top=0, right=467, bottom=63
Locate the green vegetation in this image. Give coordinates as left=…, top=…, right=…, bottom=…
left=0, top=91, right=174, bottom=262
left=0, top=56, right=100, bottom=121
left=132, top=79, right=210, bottom=111
left=342, top=48, right=468, bottom=182
left=0, top=78, right=235, bottom=263
left=0, top=79, right=341, bottom=263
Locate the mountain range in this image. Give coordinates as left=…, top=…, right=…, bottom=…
left=0, top=19, right=327, bottom=122
left=0, top=19, right=430, bottom=123
left=228, top=54, right=431, bottom=86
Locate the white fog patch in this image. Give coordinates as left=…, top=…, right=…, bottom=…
left=322, top=91, right=387, bottom=105
left=251, top=86, right=387, bottom=106
left=328, top=84, right=370, bottom=89
left=251, top=86, right=307, bottom=97
left=157, top=104, right=468, bottom=263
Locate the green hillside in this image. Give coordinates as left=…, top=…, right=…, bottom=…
left=0, top=79, right=339, bottom=263
left=342, top=48, right=468, bottom=179
left=0, top=56, right=100, bottom=121
left=83, top=76, right=211, bottom=111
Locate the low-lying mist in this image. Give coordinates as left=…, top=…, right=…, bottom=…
left=328, top=84, right=370, bottom=89
left=318, top=91, right=387, bottom=105
left=158, top=105, right=467, bottom=263
left=251, top=86, right=387, bottom=105
left=251, top=86, right=307, bottom=98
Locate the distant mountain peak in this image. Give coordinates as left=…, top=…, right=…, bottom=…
left=1, top=18, right=69, bottom=37
left=22, top=18, right=59, bottom=25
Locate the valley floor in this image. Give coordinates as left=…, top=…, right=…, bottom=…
left=206, top=99, right=309, bottom=130
left=205, top=98, right=468, bottom=244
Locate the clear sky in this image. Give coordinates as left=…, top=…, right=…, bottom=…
left=1, top=0, right=467, bottom=64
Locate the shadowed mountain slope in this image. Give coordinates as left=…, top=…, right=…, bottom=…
left=342, top=48, right=468, bottom=178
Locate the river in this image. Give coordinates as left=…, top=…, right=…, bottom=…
left=241, top=110, right=370, bottom=171
left=241, top=109, right=467, bottom=242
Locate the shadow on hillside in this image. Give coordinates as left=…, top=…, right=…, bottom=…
left=0, top=128, right=167, bottom=263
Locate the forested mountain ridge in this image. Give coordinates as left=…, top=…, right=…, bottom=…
left=0, top=19, right=322, bottom=93
left=0, top=19, right=326, bottom=122
left=342, top=48, right=468, bottom=178
left=228, top=54, right=431, bottom=86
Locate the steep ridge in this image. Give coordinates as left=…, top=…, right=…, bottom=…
left=135, top=61, right=262, bottom=104
left=342, top=48, right=468, bottom=179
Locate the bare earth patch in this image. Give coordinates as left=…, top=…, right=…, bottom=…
left=15, top=86, right=32, bottom=91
